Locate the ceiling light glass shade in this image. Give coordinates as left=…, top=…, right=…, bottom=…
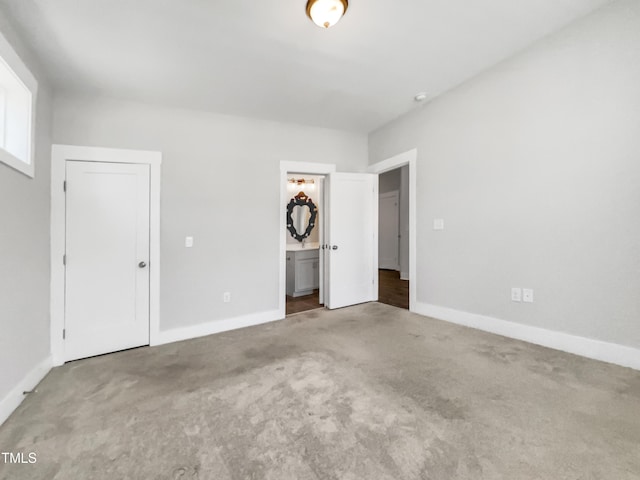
left=306, top=0, right=348, bottom=29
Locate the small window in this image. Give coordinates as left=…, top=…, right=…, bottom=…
left=0, top=30, right=37, bottom=178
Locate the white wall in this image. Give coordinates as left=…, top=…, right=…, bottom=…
left=369, top=0, right=640, bottom=350
left=0, top=12, right=52, bottom=417
left=52, top=95, right=368, bottom=332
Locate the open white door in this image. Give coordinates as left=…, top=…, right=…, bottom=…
left=318, top=177, right=325, bottom=305
left=326, top=172, right=378, bottom=309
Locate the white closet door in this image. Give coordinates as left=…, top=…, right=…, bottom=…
left=65, top=161, right=150, bottom=361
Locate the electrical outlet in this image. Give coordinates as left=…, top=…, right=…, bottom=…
left=511, top=288, right=522, bottom=302
left=523, top=289, right=534, bottom=303
left=223, top=292, right=231, bottom=303
left=433, top=218, right=444, bottom=230
left=185, top=236, right=194, bottom=248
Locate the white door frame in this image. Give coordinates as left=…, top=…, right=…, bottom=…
left=279, top=161, right=336, bottom=318
left=50, top=144, right=162, bottom=366
left=369, top=149, right=417, bottom=311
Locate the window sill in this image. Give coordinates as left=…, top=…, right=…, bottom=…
left=0, top=147, right=34, bottom=178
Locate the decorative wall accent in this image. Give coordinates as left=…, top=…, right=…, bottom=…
left=286, top=192, right=318, bottom=242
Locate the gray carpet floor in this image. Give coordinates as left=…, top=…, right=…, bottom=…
left=0, top=303, right=639, bottom=479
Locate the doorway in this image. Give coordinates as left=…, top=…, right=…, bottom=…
left=50, top=145, right=162, bottom=366
left=369, top=149, right=417, bottom=311
left=285, top=173, right=325, bottom=315
left=378, top=167, right=409, bottom=309
left=279, top=162, right=378, bottom=317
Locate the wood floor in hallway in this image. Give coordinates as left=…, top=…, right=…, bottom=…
left=286, top=270, right=409, bottom=314
left=378, top=269, right=409, bottom=309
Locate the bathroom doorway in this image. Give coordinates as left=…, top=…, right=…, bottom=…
left=284, top=173, right=326, bottom=315
left=279, top=161, right=379, bottom=317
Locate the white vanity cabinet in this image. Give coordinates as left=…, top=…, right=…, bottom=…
left=286, top=248, right=320, bottom=297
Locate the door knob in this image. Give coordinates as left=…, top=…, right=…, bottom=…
left=138, top=261, right=147, bottom=268
left=332, top=245, right=338, bottom=250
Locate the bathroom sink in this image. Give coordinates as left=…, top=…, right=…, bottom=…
left=286, top=242, right=320, bottom=252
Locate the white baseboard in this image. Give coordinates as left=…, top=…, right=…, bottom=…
left=413, top=302, right=640, bottom=371
left=400, top=271, right=409, bottom=281
left=0, top=356, right=52, bottom=426
left=379, top=265, right=400, bottom=271
left=154, top=309, right=283, bottom=346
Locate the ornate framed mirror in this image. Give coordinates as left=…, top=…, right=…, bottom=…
left=286, top=192, right=318, bottom=242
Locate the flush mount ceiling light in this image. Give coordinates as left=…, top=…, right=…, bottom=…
left=306, top=0, right=349, bottom=29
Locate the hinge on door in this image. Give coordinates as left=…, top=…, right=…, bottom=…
left=62, top=329, right=66, bottom=340
left=63, top=254, right=66, bottom=266
left=63, top=181, right=66, bottom=192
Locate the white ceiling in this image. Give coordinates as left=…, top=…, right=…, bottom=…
left=0, top=0, right=612, bottom=132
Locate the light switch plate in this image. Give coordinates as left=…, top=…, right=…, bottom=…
left=223, top=292, right=231, bottom=303
left=523, top=288, right=534, bottom=303
left=185, top=236, right=194, bottom=248
left=433, top=219, right=444, bottom=230
left=511, top=288, right=522, bottom=302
